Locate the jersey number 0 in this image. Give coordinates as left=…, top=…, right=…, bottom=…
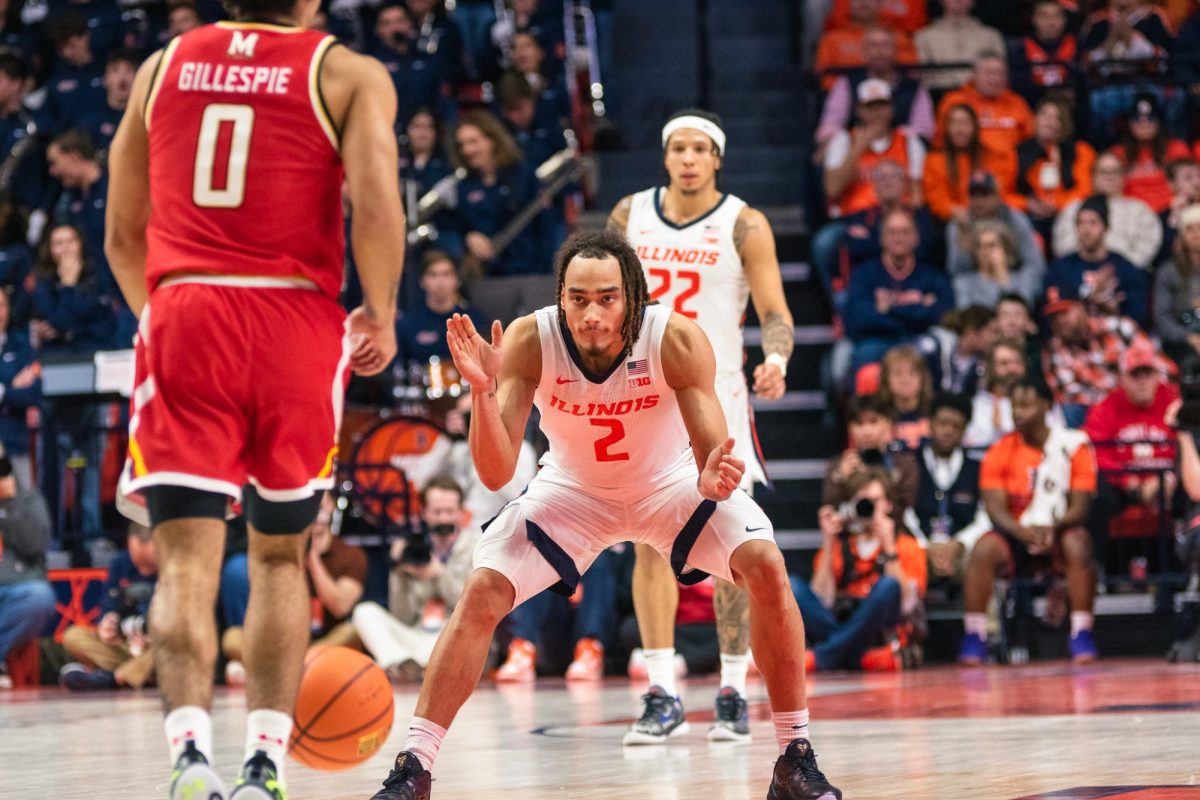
left=193, top=103, right=255, bottom=208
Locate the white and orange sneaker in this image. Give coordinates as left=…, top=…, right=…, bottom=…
left=494, top=638, right=536, bottom=683
left=565, top=638, right=604, bottom=681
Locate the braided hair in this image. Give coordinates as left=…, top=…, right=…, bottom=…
left=553, top=229, right=652, bottom=358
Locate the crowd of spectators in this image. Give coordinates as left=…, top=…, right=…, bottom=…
left=810, top=0, right=1200, bottom=665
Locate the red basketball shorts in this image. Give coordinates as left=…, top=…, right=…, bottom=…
left=119, top=278, right=350, bottom=508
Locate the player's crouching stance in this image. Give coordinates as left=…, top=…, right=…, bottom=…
left=369, top=230, right=841, bottom=800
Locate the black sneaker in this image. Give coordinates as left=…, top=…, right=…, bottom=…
left=229, top=750, right=284, bottom=799
left=371, top=751, right=432, bottom=800
left=767, top=739, right=842, bottom=800
left=622, top=685, right=690, bottom=745
left=59, top=662, right=117, bottom=691
left=169, top=740, right=225, bottom=800
left=708, top=686, right=751, bottom=743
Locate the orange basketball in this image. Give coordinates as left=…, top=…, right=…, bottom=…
left=290, top=646, right=394, bottom=771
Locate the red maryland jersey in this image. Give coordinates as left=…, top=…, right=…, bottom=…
left=144, top=22, right=344, bottom=299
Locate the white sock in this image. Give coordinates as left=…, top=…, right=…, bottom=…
left=1070, top=611, right=1094, bottom=636
left=964, top=612, right=988, bottom=637
left=165, top=706, right=213, bottom=767
left=403, top=717, right=447, bottom=771
left=772, top=709, right=810, bottom=754
left=719, top=653, right=749, bottom=695
left=643, top=647, right=677, bottom=696
left=244, top=709, right=293, bottom=786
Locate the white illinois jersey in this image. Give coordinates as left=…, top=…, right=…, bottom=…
left=625, top=187, right=749, bottom=379
left=533, top=303, right=693, bottom=493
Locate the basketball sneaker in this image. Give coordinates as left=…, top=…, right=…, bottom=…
left=565, top=638, right=603, bottom=681
left=494, top=638, right=536, bottom=683
left=59, top=663, right=117, bottom=691
left=957, top=632, right=987, bottom=666
left=229, top=750, right=284, bottom=799
left=707, top=686, right=750, bottom=743
left=370, top=751, right=432, bottom=800
left=767, top=738, right=842, bottom=800
left=169, top=740, right=226, bottom=800
left=622, top=686, right=690, bottom=745
left=859, top=643, right=901, bottom=672
left=1069, top=630, right=1099, bottom=664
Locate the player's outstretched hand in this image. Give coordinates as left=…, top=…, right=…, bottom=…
left=447, top=315, right=503, bottom=390
left=752, top=361, right=785, bottom=400
left=699, top=437, right=744, bottom=501
left=347, top=306, right=397, bottom=377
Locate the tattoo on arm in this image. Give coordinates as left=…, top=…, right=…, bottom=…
left=761, top=311, right=794, bottom=360
left=733, top=211, right=761, bottom=251
left=714, top=578, right=751, bottom=655
left=607, top=196, right=632, bottom=235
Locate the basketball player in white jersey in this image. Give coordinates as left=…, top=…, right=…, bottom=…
left=608, top=108, right=795, bottom=744
left=369, top=230, right=839, bottom=800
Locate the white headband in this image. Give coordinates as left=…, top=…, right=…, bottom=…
left=661, top=115, right=726, bottom=154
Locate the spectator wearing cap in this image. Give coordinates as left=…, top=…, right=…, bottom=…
left=946, top=170, right=1045, bottom=282
left=922, top=104, right=1015, bottom=225
left=903, top=392, right=990, bottom=590
left=1041, top=297, right=1165, bottom=427
left=77, top=50, right=138, bottom=157
left=1083, top=340, right=1178, bottom=571
left=1110, top=93, right=1193, bottom=214
left=1154, top=203, right=1200, bottom=364
left=1053, top=152, right=1163, bottom=271
left=814, top=0, right=918, bottom=91
left=0, top=449, right=53, bottom=690
left=816, top=25, right=934, bottom=148
left=1008, top=0, right=1078, bottom=104
left=823, top=78, right=926, bottom=219
left=1046, top=196, right=1150, bottom=328
left=40, top=14, right=106, bottom=137
left=955, top=219, right=1044, bottom=308
left=843, top=209, right=953, bottom=373
left=914, top=0, right=1005, bottom=91
left=935, top=55, right=1034, bottom=164
left=1011, top=98, right=1096, bottom=244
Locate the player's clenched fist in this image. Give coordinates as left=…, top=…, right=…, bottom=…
left=699, top=437, right=744, bottom=501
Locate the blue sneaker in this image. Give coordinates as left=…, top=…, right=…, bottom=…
left=622, top=686, right=690, bottom=745
left=957, top=633, right=987, bottom=666
left=59, top=663, right=117, bottom=691
left=708, top=686, right=751, bottom=743
left=1069, top=629, right=1098, bottom=664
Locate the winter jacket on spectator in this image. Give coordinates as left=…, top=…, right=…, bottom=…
left=1046, top=250, right=1150, bottom=328
left=844, top=257, right=954, bottom=343
left=1053, top=195, right=1163, bottom=270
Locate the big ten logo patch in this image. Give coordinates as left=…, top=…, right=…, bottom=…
left=628, top=376, right=651, bottom=388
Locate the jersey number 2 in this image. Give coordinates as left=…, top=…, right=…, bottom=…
left=591, top=418, right=629, bottom=462
left=193, top=103, right=255, bottom=208
left=648, top=268, right=700, bottom=319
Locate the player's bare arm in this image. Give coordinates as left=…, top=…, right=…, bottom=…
left=446, top=312, right=540, bottom=490
left=104, top=49, right=163, bottom=317
left=735, top=206, right=794, bottom=401
left=605, top=194, right=633, bottom=235
left=321, top=45, right=405, bottom=375
left=662, top=313, right=744, bottom=500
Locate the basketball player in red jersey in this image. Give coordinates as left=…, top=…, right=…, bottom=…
left=104, top=0, right=404, bottom=797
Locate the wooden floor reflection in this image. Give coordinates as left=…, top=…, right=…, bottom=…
left=2, top=659, right=1198, bottom=799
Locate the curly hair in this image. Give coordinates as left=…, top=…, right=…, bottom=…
left=553, top=229, right=651, bottom=357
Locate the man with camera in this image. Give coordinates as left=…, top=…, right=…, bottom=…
left=352, top=475, right=480, bottom=681
left=60, top=522, right=158, bottom=691
left=793, top=468, right=926, bottom=672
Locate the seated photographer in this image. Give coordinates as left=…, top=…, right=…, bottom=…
left=351, top=476, right=479, bottom=682
left=1083, top=342, right=1178, bottom=570
left=960, top=379, right=1099, bottom=667
left=823, top=393, right=918, bottom=514
left=493, top=546, right=620, bottom=683
left=903, top=394, right=990, bottom=591
left=60, top=523, right=158, bottom=691
left=794, top=468, right=926, bottom=672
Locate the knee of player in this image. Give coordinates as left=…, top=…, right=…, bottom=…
left=1059, top=527, right=1093, bottom=565
left=730, top=541, right=789, bottom=595
left=460, top=568, right=516, bottom=626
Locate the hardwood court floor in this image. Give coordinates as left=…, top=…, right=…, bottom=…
left=2, top=659, right=1199, bottom=799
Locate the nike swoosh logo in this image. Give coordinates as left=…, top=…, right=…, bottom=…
left=556, top=377, right=579, bottom=384
left=746, top=526, right=766, bottom=533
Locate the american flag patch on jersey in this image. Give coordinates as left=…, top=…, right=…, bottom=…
left=627, top=359, right=648, bottom=375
